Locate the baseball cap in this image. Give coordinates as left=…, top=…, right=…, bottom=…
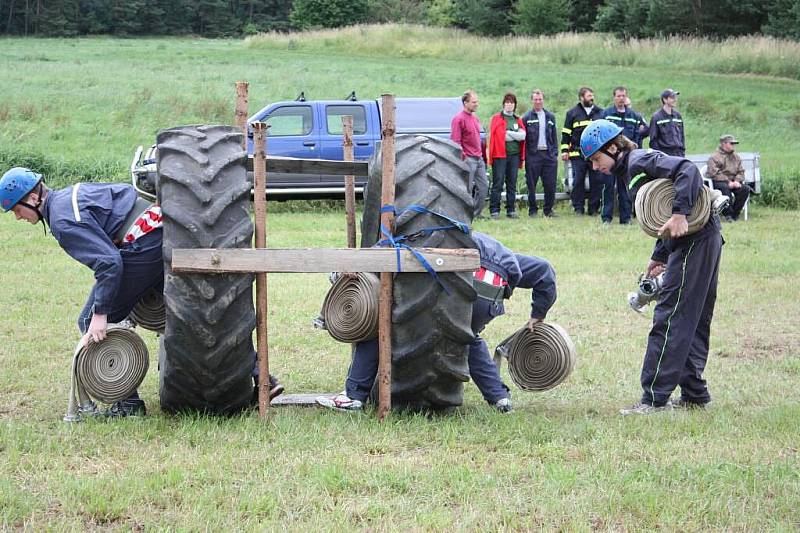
left=719, top=134, right=739, bottom=144
left=660, top=89, right=679, bottom=99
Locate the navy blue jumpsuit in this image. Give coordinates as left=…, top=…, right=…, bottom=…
left=43, top=183, right=164, bottom=402
left=616, top=149, right=722, bottom=406
left=344, top=231, right=557, bottom=406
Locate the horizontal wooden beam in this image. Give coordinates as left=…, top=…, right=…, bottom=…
left=245, top=156, right=369, bottom=177
left=171, top=247, right=479, bottom=274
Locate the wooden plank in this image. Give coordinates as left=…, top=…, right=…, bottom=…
left=171, top=247, right=479, bottom=274
left=252, top=122, right=270, bottom=418
left=378, top=94, right=396, bottom=421
left=271, top=393, right=337, bottom=407
left=342, top=115, right=357, bottom=249
left=245, top=156, right=368, bottom=177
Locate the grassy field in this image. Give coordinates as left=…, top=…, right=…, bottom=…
left=2, top=204, right=800, bottom=529
left=1, top=26, right=800, bottom=193
left=1, top=26, right=800, bottom=529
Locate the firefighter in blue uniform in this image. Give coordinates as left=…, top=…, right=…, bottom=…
left=648, top=89, right=685, bottom=157
left=581, top=121, right=722, bottom=415
left=316, top=231, right=558, bottom=413
left=600, top=86, right=648, bottom=224
left=561, top=87, right=604, bottom=215
left=1, top=167, right=282, bottom=417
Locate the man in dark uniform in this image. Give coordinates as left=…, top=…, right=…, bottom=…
left=581, top=121, right=722, bottom=415
left=316, top=231, right=557, bottom=413
left=522, top=89, right=559, bottom=218
left=600, top=86, right=647, bottom=224
left=648, top=89, right=686, bottom=157
left=561, top=87, right=603, bottom=215
left=0, top=167, right=282, bottom=416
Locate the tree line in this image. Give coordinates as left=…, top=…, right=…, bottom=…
left=1, top=0, right=798, bottom=40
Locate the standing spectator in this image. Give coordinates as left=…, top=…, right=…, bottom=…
left=561, top=87, right=603, bottom=215
left=649, top=89, right=685, bottom=157
left=451, top=90, right=488, bottom=218
left=487, top=93, right=526, bottom=219
left=599, top=86, right=645, bottom=224
left=521, top=89, right=559, bottom=218
left=624, top=95, right=650, bottom=148
left=706, top=134, right=750, bottom=221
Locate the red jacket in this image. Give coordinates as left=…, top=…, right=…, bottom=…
left=487, top=112, right=526, bottom=167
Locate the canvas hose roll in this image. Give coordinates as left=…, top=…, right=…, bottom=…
left=321, top=272, right=380, bottom=343
left=635, top=178, right=715, bottom=238
left=494, top=322, right=576, bottom=392
left=64, top=324, right=149, bottom=422
left=129, top=287, right=165, bottom=333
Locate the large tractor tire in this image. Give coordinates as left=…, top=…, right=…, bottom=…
left=361, top=135, right=477, bottom=411
left=157, top=125, right=256, bottom=414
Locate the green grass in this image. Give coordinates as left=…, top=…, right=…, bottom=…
left=1, top=27, right=800, bottom=196
left=2, top=205, right=800, bottom=529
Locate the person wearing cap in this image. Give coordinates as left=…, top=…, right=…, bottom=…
left=580, top=120, right=722, bottom=416
left=648, top=89, right=685, bottom=157
left=706, top=134, right=750, bottom=222
left=316, top=231, right=557, bottom=414
left=0, top=167, right=284, bottom=417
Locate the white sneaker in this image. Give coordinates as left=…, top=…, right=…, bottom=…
left=493, top=397, right=513, bottom=413
left=316, top=392, right=363, bottom=412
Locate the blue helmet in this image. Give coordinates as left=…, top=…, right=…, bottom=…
left=580, top=120, right=623, bottom=159
left=1, top=167, right=43, bottom=212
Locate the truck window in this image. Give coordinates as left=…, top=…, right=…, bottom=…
left=326, top=105, right=367, bottom=135
left=265, top=106, right=313, bottom=136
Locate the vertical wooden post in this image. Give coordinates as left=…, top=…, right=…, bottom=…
left=235, top=81, right=249, bottom=150
left=253, top=122, right=270, bottom=417
left=342, top=115, right=357, bottom=249
left=377, top=94, right=396, bottom=421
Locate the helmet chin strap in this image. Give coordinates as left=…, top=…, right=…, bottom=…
left=17, top=182, right=48, bottom=235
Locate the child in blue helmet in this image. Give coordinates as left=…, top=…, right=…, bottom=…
left=1, top=167, right=283, bottom=416
left=580, top=121, right=723, bottom=415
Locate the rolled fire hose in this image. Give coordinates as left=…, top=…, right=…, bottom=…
left=494, top=322, right=576, bottom=392
left=635, top=178, right=712, bottom=238
left=321, top=272, right=381, bottom=343
left=129, top=288, right=166, bottom=334
left=63, top=323, right=149, bottom=422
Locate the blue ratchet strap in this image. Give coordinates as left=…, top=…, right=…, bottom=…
left=375, top=204, right=473, bottom=295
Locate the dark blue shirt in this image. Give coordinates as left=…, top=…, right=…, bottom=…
left=602, top=106, right=648, bottom=147
left=42, top=183, right=138, bottom=315
left=471, top=231, right=557, bottom=319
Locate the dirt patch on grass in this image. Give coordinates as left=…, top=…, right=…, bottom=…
left=717, top=331, right=800, bottom=360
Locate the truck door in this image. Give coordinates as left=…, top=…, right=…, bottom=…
left=318, top=103, right=375, bottom=187
left=250, top=103, right=320, bottom=185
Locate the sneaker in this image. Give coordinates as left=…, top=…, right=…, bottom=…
left=672, top=397, right=711, bottom=410
left=316, top=392, right=363, bottom=412
left=493, top=397, right=513, bottom=413
left=490, top=212, right=500, bottom=220
left=252, top=375, right=285, bottom=405
left=105, top=397, right=146, bottom=418
left=507, top=212, right=519, bottom=219
left=619, top=402, right=672, bottom=416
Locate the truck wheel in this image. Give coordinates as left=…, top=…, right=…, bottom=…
left=157, top=125, right=256, bottom=414
left=361, top=135, right=477, bottom=411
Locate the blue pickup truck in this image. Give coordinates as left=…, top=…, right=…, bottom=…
left=132, top=95, right=476, bottom=200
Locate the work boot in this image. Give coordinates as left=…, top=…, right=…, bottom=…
left=105, top=397, right=147, bottom=418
